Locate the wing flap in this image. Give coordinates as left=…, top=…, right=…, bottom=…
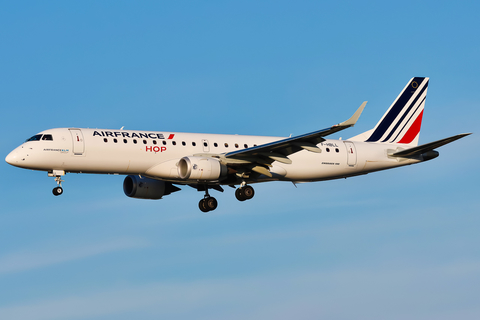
left=251, top=165, right=272, bottom=177
left=293, top=142, right=322, bottom=153
left=260, top=152, right=293, bottom=164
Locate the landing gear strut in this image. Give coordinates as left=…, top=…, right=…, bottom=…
left=198, top=188, right=218, bottom=213
left=48, top=170, right=65, bottom=196
left=235, top=185, right=255, bottom=201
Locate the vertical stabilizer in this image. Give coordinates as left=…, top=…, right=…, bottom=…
left=357, top=77, right=429, bottom=146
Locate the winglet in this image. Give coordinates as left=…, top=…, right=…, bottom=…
left=337, top=101, right=367, bottom=127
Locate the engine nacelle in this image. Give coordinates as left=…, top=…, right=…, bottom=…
left=177, top=156, right=227, bottom=181
left=123, top=175, right=167, bottom=199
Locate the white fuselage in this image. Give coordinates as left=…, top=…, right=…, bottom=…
left=6, top=127, right=421, bottom=185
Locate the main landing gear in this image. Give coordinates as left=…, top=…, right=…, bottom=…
left=197, top=184, right=255, bottom=212
left=198, top=188, right=218, bottom=213
left=235, top=185, right=255, bottom=201
left=48, top=170, right=65, bottom=196
left=199, top=196, right=218, bottom=212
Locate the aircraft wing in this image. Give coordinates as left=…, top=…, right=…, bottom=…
left=218, top=102, right=367, bottom=176
left=392, top=133, right=471, bottom=158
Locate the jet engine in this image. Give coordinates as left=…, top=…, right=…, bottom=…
left=123, top=175, right=178, bottom=199
left=177, top=156, right=227, bottom=181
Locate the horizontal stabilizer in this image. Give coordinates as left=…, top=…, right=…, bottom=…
left=392, top=133, right=471, bottom=157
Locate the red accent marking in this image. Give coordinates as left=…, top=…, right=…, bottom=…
left=153, top=146, right=160, bottom=153
left=77, top=136, right=80, bottom=141
left=398, top=110, right=424, bottom=144
left=161, top=147, right=167, bottom=152
left=146, top=146, right=153, bottom=152
left=167, top=134, right=175, bottom=139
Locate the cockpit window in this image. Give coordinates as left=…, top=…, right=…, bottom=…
left=26, top=134, right=43, bottom=142
left=42, top=134, right=53, bottom=141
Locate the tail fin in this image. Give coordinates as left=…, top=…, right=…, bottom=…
left=352, top=77, right=429, bottom=146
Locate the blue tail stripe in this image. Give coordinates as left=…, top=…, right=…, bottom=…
left=391, top=96, right=426, bottom=142
left=381, top=80, right=428, bottom=142
left=366, top=77, right=426, bottom=142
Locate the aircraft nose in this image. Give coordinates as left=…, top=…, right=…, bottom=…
left=5, top=149, right=18, bottom=165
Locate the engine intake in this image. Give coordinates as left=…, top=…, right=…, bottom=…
left=177, top=156, right=227, bottom=181
left=123, top=175, right=170, bottom=199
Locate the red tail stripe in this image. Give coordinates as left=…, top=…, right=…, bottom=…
left=398, top=110, right=423, bottom=144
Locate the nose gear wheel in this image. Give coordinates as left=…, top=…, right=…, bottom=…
left=52, top=186, right=63, bottom=196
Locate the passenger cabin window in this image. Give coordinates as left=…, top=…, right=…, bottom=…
left=192, top=142, right=196, bottom=147
left=163, top=141, right=167, bottom=145
left=244, top=144, right=248, bottom=148
left=203, top=142, right=208, bottom=147
left=214, top=143, right=218, bottom=147
left=182, top=141, right=186, bottom=146
left=225, top=143, right=229, bottom=148
left=42, top=134, right=53, bottom=141
left=104, top=138, right=108, bottom=143
left=26, top=134, right=43, bottom=142
left=172, top=141, right=176, bottom=145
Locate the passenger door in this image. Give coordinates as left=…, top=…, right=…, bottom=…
left=344, top=141, right=356, bottom=166
left=69, top=129, right=85, bottom=155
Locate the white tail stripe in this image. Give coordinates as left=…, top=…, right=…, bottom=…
left=365, top=77, right=429, bottom=146
left=381, top=85, right=428, bottom=143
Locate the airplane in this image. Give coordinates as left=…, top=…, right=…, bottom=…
left=5, top=77, right=470, bottom=212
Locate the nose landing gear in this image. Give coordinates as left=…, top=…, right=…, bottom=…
left=48, top=170, right=65, bottom=196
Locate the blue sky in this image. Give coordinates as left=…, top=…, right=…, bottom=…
left=1, top=1, right=479, bottom=319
